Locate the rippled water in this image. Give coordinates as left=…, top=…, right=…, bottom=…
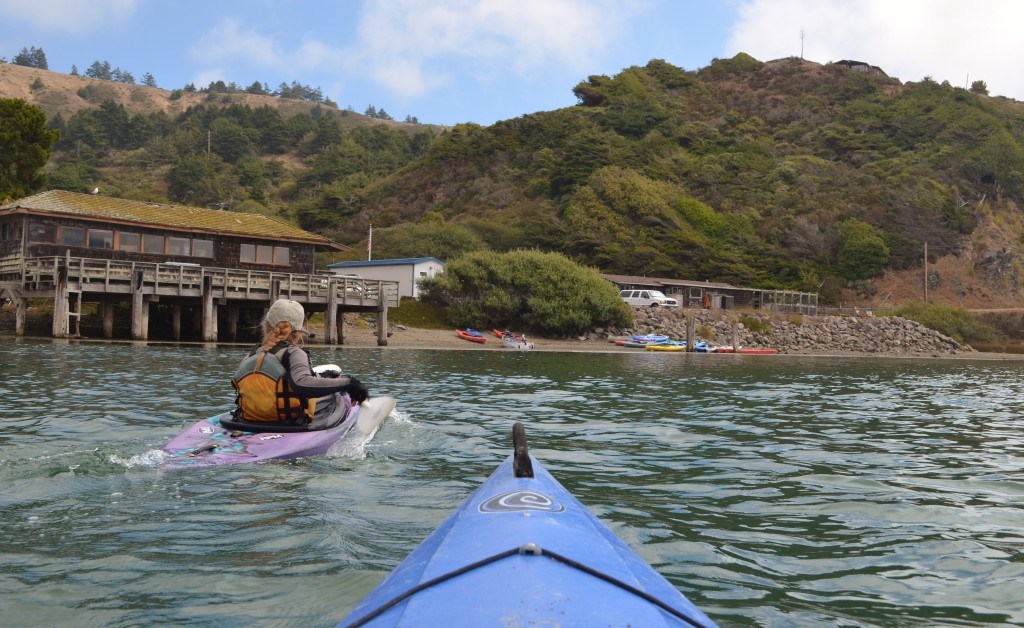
left=1, top=338, right=1022, bottom=627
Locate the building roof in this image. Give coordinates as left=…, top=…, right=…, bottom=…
left=603, top=273, right=737, bottom=290
left=328, top=257, right=445, bottom=268
left=0, top=190, right=342, bottom=249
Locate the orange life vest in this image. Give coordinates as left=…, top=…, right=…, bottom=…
left=231, top=343, right=316, bottom=423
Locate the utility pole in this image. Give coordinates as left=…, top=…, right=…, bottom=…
left=800, top=28, right=805, bottom=59
left=923, top=241, right=929, bottom=303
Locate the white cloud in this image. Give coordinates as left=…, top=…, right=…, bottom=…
left=189, top=17, right=345, bottom=80
left=190, top=18, right=286, bottom=70
left=728, top=0, right=1024, bottom=100
left=0, top=0, right=138, bottom=34
left=347, top=0, right=625, bottom=99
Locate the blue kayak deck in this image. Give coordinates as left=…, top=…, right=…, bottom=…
left=341, top=450, right=716, bottom=627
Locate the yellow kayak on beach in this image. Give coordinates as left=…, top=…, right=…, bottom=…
left=646, top=344, right=686, bottom=352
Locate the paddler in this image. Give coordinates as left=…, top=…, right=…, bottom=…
left=232, top=298, right=369, bottom=429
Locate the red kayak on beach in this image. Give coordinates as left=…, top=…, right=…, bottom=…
left=493, top=328, right=525, bottom=342
left=456, top=329, right=487, bottom=343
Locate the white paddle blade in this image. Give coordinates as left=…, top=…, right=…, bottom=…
left=356, top=396, right=396, bottom=435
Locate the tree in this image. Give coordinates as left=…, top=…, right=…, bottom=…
left=970, top=80, right=989, bottom=95
left=142, top=72, right=157, bottom=87
left=166, top=153, right=234, bottom=206
left=70, top=64, right=79, bottom=76
left=837, top=218, right=889, bottom=281
left=111, top=68, right=135, bottom=84
left=419, top=249, right=633, bottom=335
left=85, top=60, right=112, bottom=80
left=0, top=99, right=60, bottom=198
left=12, top=46, right=47, bottom=69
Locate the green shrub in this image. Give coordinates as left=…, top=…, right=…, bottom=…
left=419, top=249, right=632, bottom=335
left=739, top=314, right=772, bottom=334
left=893, top=301, right=999, bottom=344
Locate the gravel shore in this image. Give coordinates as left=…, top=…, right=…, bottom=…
left=311, top=317, right=1024, bottom=360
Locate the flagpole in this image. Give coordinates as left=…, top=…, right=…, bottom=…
left=367, top=223, right=372, bottom=261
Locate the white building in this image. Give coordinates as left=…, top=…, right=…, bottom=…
left=326, top=257, right=445, bottom=299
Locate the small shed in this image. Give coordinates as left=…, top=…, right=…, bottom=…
left=327, top=257, right=445, bottom=299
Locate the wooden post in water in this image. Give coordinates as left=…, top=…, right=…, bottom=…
left=324, top=280, right=339, bottom=344
left=202, top=275, right=216, bottom=342
left=102, top=300, right=114, bottom=339
left=171, top=305, right=181, bottom=340
left=226, top=306, right=239, bottom=342
left=686, top=316, right=695, bottom=352
left=53, top=264, right=69, bottom=338
left=131, top=270, right=147, bottom=340
left=732, top=320, right=739, bottom=350
left=15, top=296, right=26, bottom=336
left=376, top=304, right=389, bottom=346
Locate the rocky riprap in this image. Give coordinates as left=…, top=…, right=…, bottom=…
left=598, top=307, right=971, bottom=356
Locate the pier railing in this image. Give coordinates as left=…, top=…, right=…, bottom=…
left=16, top=256, right=400, bottom=308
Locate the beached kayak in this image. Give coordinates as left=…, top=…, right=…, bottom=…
left=339, top=423, right=717, bottom=627
left=455, top=329, right=487, bottom=343
left=156, top=395, right=395, bottom=469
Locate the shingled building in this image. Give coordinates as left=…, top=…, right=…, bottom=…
left=0, top=191, right=398, bottom=343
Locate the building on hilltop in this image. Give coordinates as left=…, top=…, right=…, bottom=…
left=831, top=60, right=888, bottom=77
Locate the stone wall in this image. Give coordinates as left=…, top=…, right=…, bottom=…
left=602, top=307, right=970, bottom=356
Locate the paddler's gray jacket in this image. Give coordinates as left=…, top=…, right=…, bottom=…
left=233, top=342, right=358, bottom=422
left=248, top=343, right=356, bottom=397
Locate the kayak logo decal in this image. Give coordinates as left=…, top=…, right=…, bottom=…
left=479, top=489, right=564, bottom=513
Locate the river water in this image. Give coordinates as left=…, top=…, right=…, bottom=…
left=1, top=339, right=1022, bottom=627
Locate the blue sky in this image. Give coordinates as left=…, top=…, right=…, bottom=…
left=3, top=0, right=1023, bottom=127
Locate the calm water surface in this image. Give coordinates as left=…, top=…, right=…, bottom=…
left=1, top=339, right=1022, bottom=627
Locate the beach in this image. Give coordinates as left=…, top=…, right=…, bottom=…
left=310, top=320, right=1024, bottom=360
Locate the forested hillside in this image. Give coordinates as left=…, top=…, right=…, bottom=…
left=4, top=54, right=1024, bottom=307
left=346, top=55, right=1024, bottom=306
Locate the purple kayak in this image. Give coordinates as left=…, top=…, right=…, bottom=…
left=156, top=396, right=396, bottom=469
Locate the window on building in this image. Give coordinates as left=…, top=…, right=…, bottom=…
left=168, top=237, right=191, bottom=256
left=28, top=222, right=56, bottom=243
left=88, top=229, right=113, bottom=249
left=241, top=242, right=289, bottom=266
left=193, top=239, right=213, bottom=258
left=59, top=226, right=86, bottom=247
left=143, top=234, right=165, bottom=254
left=118, top=232, right=140, bottom=252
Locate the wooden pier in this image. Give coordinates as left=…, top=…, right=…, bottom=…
left=0, top=255, right=401, bottom=344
